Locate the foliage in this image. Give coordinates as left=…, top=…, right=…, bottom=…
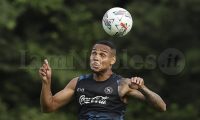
left=0, top=0, right=200, bottom=119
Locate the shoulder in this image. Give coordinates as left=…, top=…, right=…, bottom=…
left=117, top=77, right=130, bottom=86
left=66, top=74, right=91, bottom=91
left=111, top=74, right=131, bottom=87
left=65, top=77, right=79, bottom=90
left=115, top=75, right=132, bottom=91
left=112, top=73, right=125, bottom=83
left=78, top=74, right=91, bottom=81
left=112, top=73, right=123, bottom=79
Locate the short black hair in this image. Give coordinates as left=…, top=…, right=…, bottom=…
left=95, top=40, right=116, bottom=56
left=95, top=40, right=116, bottom=50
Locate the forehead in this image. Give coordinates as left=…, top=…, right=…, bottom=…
left=92, top=44, right=111, bottom=53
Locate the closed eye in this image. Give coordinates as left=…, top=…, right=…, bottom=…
left=91, top=51, right=97, bottom=55
left=100, top=53, right=106, bottom=58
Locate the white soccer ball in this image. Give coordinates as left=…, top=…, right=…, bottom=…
left=102, top=7, right=133, bottom=37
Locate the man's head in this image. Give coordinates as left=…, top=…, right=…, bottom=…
left=90, top=41, right=116, bottom=73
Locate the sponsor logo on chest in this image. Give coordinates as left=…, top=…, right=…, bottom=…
left=77, top=86, right=114, bottom=105
left=79, top=95, right=109, bottom=105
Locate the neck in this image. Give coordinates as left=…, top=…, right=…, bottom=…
left=93, top=68, right=113, bottom=81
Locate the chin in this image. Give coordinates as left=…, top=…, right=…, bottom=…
left=91, top=68, right=109, bottom=74
left=90, top=67, right=101, bottom=73
left=91, top=69, right=100, bottom=73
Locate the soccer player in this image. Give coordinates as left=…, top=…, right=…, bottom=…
left=39, top=41, right=166, bottom=120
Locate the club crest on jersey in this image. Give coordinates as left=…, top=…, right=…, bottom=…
left=104, top=87, right=113, bottom=94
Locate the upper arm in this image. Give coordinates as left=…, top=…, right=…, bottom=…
left=51, top=77, right=78, bottom=110
left=127, top=89, right=146, bottom=101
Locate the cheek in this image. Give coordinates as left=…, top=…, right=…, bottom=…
left=101, top=58, right=111, bottom=65
left=90, top=55, right=94, bottom=61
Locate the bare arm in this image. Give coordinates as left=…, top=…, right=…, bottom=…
left=139, top=85, right=166, bottom=111
left=126, top=77, right=166, bottom=112
left=39, top=59, right=78, bottom=112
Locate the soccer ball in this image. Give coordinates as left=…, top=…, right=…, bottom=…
left=102, top=7, right=133, bottom=37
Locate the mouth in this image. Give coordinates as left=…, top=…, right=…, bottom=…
left=91, top=62, right=101, bottom=69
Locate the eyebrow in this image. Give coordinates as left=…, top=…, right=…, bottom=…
left=92, top=48, right=109, bottom=53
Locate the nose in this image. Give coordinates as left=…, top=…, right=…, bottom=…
left=93, top=56, right=99, bottom=61
left=92, top=54, right=100, bottom=61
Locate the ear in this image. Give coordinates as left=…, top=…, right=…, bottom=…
left=111, top=56, right=116, bottom=65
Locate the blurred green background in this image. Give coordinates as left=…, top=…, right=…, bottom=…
left=0, top=0, right=200, bottom=120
